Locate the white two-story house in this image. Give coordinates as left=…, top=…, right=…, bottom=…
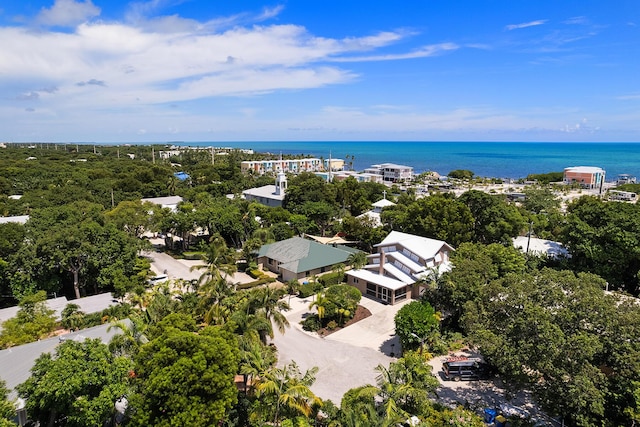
left=346, top=231, right=454, bottom=305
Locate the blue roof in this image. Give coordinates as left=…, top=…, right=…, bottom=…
left=174, top=172, right=190, bottom=181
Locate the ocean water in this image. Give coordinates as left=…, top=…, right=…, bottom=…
left=175, top=141, right=640, bottom=180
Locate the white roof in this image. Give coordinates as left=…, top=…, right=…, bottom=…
left=242, top=185, right=286, bottom=201
left=385, top=251, right=424, bottom=273
left=382, top=263, right=415, bottom=284
left=372, top=198, right=396, bottom=208
left=513, top=236, right=570, bottom=258
left=347, top=268, right=409, bottom=291
left=141, top=196, right=183, bottom=207
left=0, top=215, right=29, bottom=225
left=564, top=166, right=605, bottom=173
left=376, top=231, right=452, bottom=260
left=356, top=211, right=382, bottom=227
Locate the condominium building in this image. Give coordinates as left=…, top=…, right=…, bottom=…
left=364, top=163, right=413, bottom=183
left=563, top=166, right=606, bottom=189
left=241, top=158, right=342, bottom=175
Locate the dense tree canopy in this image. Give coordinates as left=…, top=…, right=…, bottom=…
left=462, top=268, right=640, bottom=427
left=17, top=339, right=131, bottom=427
left=381, top=194, right=474, bottom=247
left=394, top=301, right=440, bottom=353
left=562, top=196, right=640, bottom=294
left=130, top=313, right=240, bottom=427
left=458, top=190, right=525, bottom=244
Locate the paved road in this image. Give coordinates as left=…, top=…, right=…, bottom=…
left=143, top=250, right=202, bottom=282
left=271, top=297, right=394, bottom=404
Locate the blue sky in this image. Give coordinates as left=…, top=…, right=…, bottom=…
left=1, top=0, right=639, bottom=142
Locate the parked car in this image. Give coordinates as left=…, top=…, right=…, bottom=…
left=442, top=357, right=489, bottom=381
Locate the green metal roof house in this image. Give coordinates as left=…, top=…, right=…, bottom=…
left=257, top=236, right=357, bottom=282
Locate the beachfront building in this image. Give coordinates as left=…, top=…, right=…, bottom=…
left=242, top=171, right=288, bottom=208
left=315, top=170, right=383, bottom=183
left=241, top=158, right=329, bottom=175
left=324, top=158, right=346, bottom=171
left=346, top=231, right=454, bottom=305
left=257, top=236, right=357, bottom=282
left=364, top=163, right=413, bottom=183
left=616, top=174, right=637, bottom=185
left=563, top=166, right=606, bottom=189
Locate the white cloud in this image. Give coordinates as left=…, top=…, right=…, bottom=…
left=0, top=21, right=416, bottom=112
left=505, top=20, right=547, bottom=31
left=332, top=42, right=459, bottom=62
left=36, top=0, right=100, bottom=27
left=563, top=16, right=588, bottom=25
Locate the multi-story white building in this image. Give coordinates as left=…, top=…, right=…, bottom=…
left=364, top=163, right=413, bottom=183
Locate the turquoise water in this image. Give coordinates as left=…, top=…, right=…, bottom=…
left=173, top=141, right=640, bottom=180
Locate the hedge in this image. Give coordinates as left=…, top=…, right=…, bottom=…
left=318, top=271, right=345, bottom=287
left=182, top=251, right=205, bottom=260
left=298, top=282, right=324, bottom=298
left=237, top=276, right=276, bottom=290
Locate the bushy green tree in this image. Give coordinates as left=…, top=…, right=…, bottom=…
left=562, top=196, right=640, bottom=294
left=0, top=291, right=56, bottom=348
left=17, top=339, right=131, bottom=427
left=394, top=301, right=440, bottom=353
left=381, top=194, right=473, bottom=247
left=0, top=380, right=16, bottom=427
left=462, top=268, right=640, bottom=426
left=432, top=242, right=526, bottom=328
left=130, top=313, right=240, bottom=427
left=458, top=190, right=525, bottom=244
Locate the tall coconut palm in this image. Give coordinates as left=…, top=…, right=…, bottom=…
left=190, top=234, right=237, bottom=286
left=255, top=361, right=322, bottom=425
left=198, top=275, right=234, bottom=325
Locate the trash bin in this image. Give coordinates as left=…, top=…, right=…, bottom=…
left=484, top=408, right=497, bottom=423
left=495, top=415, right=507, bottom=427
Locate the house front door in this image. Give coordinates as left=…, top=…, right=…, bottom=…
left=380, top=287, right=389, bottom=303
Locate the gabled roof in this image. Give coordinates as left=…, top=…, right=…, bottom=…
left=375, top=231, right=453, bottom=260
left=372, top=198, right=396, bottom=208
left=258, top=237, right=356, bottom=273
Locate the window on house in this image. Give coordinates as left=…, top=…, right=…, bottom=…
left=366, top=283, right=376, bottom=296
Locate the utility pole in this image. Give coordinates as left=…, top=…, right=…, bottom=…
left=526, top=220, right=533, bottom=255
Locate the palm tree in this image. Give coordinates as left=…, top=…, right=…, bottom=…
left=107, top=316, right=149, bottom=357
left=191, top=234, right=237, bottom=286
left=198, top=275, right=233, bottom=325
left=239, top=337, right=277, bottom=395
left=239, top=286, right=290, bottom=343
left=347, top=251, right=368, bottom=270
left=309, top=292, right=330, bottom=323
left=255, top=361, right=322, bottom=425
